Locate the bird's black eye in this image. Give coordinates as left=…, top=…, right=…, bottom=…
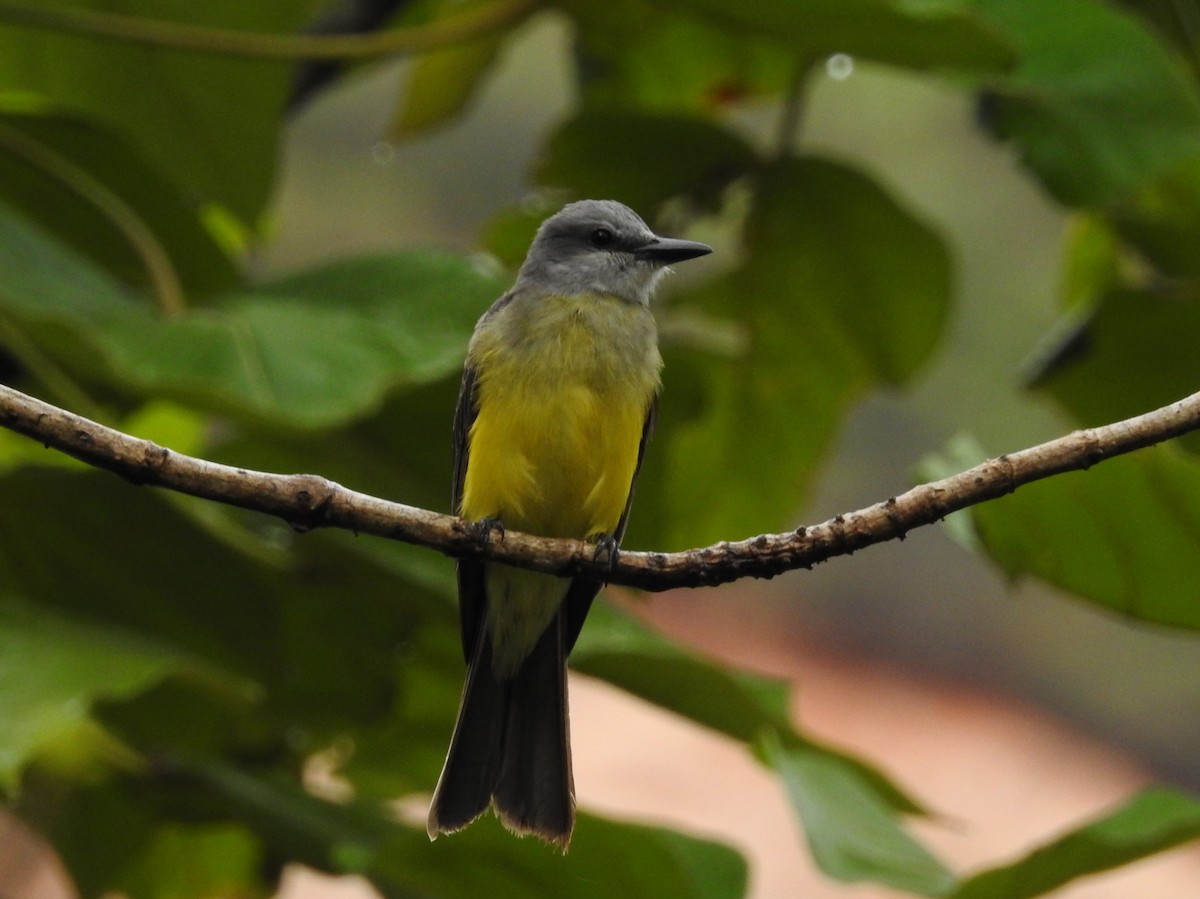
left=589, top=227, right=614, bottom=248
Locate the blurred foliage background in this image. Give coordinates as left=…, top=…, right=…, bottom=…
left=2, top=0, right=1200, bottom=897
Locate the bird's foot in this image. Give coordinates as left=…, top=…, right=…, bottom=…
left=592, top=533, right=620, bottom=573
left=474, top=517, right=506, bottom=548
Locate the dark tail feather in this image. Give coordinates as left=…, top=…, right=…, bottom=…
left=427, top=632, right=506, bottom=837
left=427, top=611, right=575, bottom=847
left=493, top=611, right=574, bottom=847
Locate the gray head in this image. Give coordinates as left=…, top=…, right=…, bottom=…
left=514, top=199, right=712, bottom=305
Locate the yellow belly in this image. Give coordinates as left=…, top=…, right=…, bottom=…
left=462, top=379, right=645, bottom=539
left=460, top=293, right=659, bottom=676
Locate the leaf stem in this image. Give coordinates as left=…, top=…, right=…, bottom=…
left=0, top=123, right=186, bottom=316
left=0, top=314, right=105, bottom=420
left=774, top=56, right=814, bottom=160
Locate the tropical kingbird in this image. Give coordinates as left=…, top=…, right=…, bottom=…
left=427, top=200, right=712, bottom=847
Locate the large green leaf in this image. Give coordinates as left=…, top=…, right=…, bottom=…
left=1056, top=214, right=1122, bottom=312
left=635, top=156, right=950, bottom=549
left=0, top=598, right=201, bottom=791
left=562, top=0, right=794, bottom=110
left=675, top=0, right=1014, bottom=72
left=952, top=788, right=1200, bottom=899
left=0, top=468, right=441, bottom=728
left=763, top=733, right=957, bottom=897
left=536, top=111, right=759, bottom=214
left=392, top=36, right=501, bottom=134
left=570, top=603, right=794, bottom=742
left=572, top=604, right=947, bottom=891
left=930, top=439, right=1200, bottom=629
left=1109, top=156, right=1200, bottom=280
left=599, top=649, right=948, bottom=898
left=15, top=770, right=162, bottom=896
left=0, top=0, right=307, bottom=226
left=130, top=757, right=748, bottom=899
left=206, top=372, right=464, bottom=527
left=334, top=620, right=465, bottom=800
left=101, top=253, right=495, bottom=428
left=115, top=823, right=267, bottom=899
left=1030, top=289, right=1200, bottom=449
left=560, top=0, right=1009, bottom=113
left=375, top=812, right=747, bottom=899
left=0, top=111, right=238, bottom=300
left=973, top=0, right=1200, bottom=206
left=391, top=0, right=507, bottom=135
left=0, top=502, right=745, bottom=898
left=29, top=769, right=270, bottom=899
left=0, top=199, right=502, bottom=427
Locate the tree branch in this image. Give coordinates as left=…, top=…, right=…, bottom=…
left=3, top=382, right=1200, bottom=591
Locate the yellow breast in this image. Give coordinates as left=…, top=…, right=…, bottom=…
left=460, top=292, right=660, bottom=540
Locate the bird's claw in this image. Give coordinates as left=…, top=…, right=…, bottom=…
left=474, top=517, right=506, bottom=548
left=592, top=533, right=620, bottom=572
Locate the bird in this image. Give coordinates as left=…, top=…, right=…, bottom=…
left=426, top=199, right=712, bottom=848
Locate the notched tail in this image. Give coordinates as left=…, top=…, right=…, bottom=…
left=427, top=634, right=505, bottom=838
left=427, top=612, right=575, bottom=848
left=492, top=611, right=574, bottom=848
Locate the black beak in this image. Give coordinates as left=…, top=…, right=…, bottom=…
left=634, top=236, right=713, bottom=264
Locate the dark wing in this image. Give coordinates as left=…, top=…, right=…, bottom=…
left=453, top=362, right=487, bottom=664
left=614, top=396, right=657, bottom=545
left=562, top=396, right=658, bottom=653
left=451, top=362, right=477, bottom=514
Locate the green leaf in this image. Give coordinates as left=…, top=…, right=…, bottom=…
left=0, top=1, right=306, bottom=225
left=1057, top=214, right=1121, bottom=311
left=647, top=827, right=748, bottom=899
left=562, top=0, right=795, bottom=110
left=536, top=111, right=760, bottom=213
left=208, top=371, right=464, bottom=525
left=935, top=440, right=1200, bottom=628
left=570, top=603, right=793, bottom=742
left=1109, top=155, right=1200, bottom=279
left=676, top=0, right=1014, bottom=71
left=0, top=468, right=274, bottom=671
left=335, top=620, right=465, bottom=799
left=0, top=424, right=87, bottom=475
left=482, top=199, right=554, bottom=268
left=168, top=760, right=395, bottom=876
left=0, top=190, right=138, bottom=318
left=572, top=609, right=927, bottom=818
left=573, top=603, right=947, bottom=892
left=161, top=758, right=748, bottom=899
left=763, top=732, right=958, bottom=897
left=15, top=772, right=161, bottom=896
left=952, top=788, right=1200, bottom=899
left=373, top=811, right=747, bottom=899
left=392, top=15, right=503, bottom=134
left=561, top=0, right=1010, bottom=113
left=116, top=823, right=267, bottom=899
left=104, top=253, right=496, bottom=428
left=1029, top=289, right=1200, bottom=453
left=0, top=468, right=439, bottom=728
left=636, top=156, right=950, bottom=548
left=0, top=111, right=238, bottom=299
left=974, top=0, right=1200, bottom=205
left=916, top=433, right=987, bottom=552
left=0, top=200, right=503, bottom=427
left=0, top=597, right=200, bottom=791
